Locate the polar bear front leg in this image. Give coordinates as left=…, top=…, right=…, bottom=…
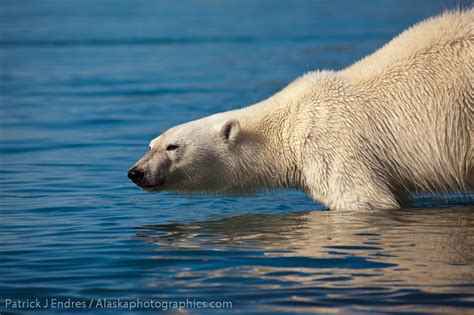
left=303, top=162, right=402, bottom=210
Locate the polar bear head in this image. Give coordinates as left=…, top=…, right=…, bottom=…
left=128, top=113, right=265, bottom=195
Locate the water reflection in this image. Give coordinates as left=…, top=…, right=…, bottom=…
left=135, top=206, right=474, bottom=313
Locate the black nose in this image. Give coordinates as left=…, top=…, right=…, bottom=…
left=128, top=167, right=144, bottom=184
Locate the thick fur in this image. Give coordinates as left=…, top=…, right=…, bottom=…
left=130, top=9, right=473, bottom=210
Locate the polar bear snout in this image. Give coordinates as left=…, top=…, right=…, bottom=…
left=128, top=148, right=172, bottom=190
left=128, top=167, right=144, bottom=184
left=128, top=164, right=167, bottom=189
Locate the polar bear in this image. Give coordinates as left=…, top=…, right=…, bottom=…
left=128, top=9, right=473, bottom=210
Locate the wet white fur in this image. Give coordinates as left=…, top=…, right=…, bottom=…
left=137, top=9, right=473, bottom=210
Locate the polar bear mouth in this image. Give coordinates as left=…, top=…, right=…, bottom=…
left=138, top=178, right=167, bottom=192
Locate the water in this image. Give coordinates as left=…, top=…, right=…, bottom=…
left=1, top=0, right=473, bottom=314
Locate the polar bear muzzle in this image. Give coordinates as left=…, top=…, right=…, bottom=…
left=128, top=164, right=167, bottom=190
left=127, top=167, right=144, bottom=184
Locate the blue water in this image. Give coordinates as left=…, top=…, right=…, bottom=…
left=1, top=1, right=473, bottom=314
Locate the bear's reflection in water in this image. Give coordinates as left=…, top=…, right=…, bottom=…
left=135, top=206, right=474, bottom=312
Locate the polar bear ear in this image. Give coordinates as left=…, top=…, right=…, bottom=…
left=220, top=119, right=240, bottom=143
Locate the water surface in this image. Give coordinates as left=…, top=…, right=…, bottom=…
left=1, top=0, right=473, bottom=314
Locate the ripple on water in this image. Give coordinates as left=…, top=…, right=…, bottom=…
left=1, top=1, right=474, bottom=314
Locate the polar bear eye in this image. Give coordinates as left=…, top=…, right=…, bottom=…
left=166, top=144, right=179, bottom=151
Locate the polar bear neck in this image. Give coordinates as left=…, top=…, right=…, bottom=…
left=216, top=75, right=332, bottom=191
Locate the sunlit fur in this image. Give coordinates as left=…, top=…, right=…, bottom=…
left=131, top=9, right=473, bottom=210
